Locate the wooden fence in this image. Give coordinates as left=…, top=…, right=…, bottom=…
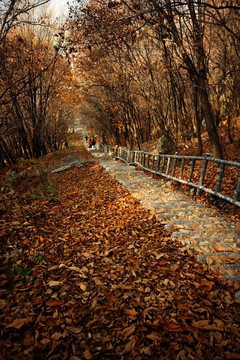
left=97, top=144, right=240, bottom=208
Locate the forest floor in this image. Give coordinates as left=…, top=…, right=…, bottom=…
left=0, top=135, right=240, bottom=359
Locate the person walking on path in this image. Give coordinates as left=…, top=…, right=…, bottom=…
left=88, top=138, right=92, bottom=148
left=92, top=138, right=96, bottom=149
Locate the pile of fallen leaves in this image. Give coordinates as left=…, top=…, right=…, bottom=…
left=0, top=147, right=240, bottom=359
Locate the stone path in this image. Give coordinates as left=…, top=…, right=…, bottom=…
left=90, top=148, right=240, bottom=298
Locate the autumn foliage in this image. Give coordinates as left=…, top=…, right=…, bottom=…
left=0, top=1, right=80, bottom=166
left=68, top=0, right=240, bottom=159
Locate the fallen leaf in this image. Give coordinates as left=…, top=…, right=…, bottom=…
left=146, top=332, right=161, bottom=341
left=0, top=299, right=6, bottom=309
left=141, top=346, right=152, bottom=356
left=23, top=332, right=35, bottom=346
left=66, top=326, right=83, bottom=334
left=122, top=324, right=136, bottom=338
left=226, top=353, right=240, bottom=359
left=46, top=300, right=64, bottom=307
left=83, top=349, right=92, bottom=359
left=93, top=277, right=103, bottom=286
left=32, top=297, right=43, bottom=305
left=199, top=278, right=215, bottom=291
left=164, top=321, right=187, bottom=332
left=7, top=318, right=29, bottom=329
left=192, top=319, right=225, bottom=331
left=122, top=335, right=137, bottom=354
left=206, top=257, right=214, bottom=266
left=52, top=332, right=63, bottom=340
left=124, top=308, right=137, bottom=316
left=79, top=282, right=87, bottom=291
left=154, top=252, right=165, bottom=260
left=69, top=266, right=82, bottom=272
left=48, top=281, right=63, bottom=287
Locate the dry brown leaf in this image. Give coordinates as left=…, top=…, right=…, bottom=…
left=66, top=326, right=83, bottom=334
left=124, top=308, right=137, bottom=316
left=146, top=332, right=161, bottom=341
left=122, top=324, right=136, bottom=338
left=112, top=284, right=133, bottom=290
left=52, top=332, right=63, bottom=340
left=69, top=266, right=82, bottom=272
left=79, top=282, right=87, bottom=291
left=46, top=300, right=64, bottom=307
left=23, top=332, right=35, bottom=346
left=192, top=319, right=225, bottom=331
left=122, top=335, right=137, bottom=354
left=206, top=257, right=214, bottom=266
left=164, top=321, right=187, bottom=332
left=83, top=349, right=92, bottom=359
left=141, top=346, right=152, bottom=356
left=226, top=353, right=240, bottom=359
left=199, top=278, right=215, bottom=291
left=48, top=280, right=63, bottom=287
left=93, top=277, right=103, bottom=286
left=154, top=252, right=165, bottom=260
left=0, top=299, right=6, bottom=309
left=6, top=318, right=29, bottom=329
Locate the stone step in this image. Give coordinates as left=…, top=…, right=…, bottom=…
left=153, top=202, right=207, bottom=210
left=186, top=242, right=240, bottom=254
left=180, top=235, right=240, bottom=244
left=158, top=217, right=236, bottom=230
left=172, top=229, right=240, bottom=238
left=197, top=251, right=240, bottom=265
left=156, top=197, right=192, bottom=203
left=194, top=235, right=240, bottom=242
left=143, top=201, right=201, bottom=212
left=213, top=264, right=240, bottom=277
left=222, top=275, right=240, bottom=281
left=156, top=209, right=217, bottom=217
left=160, top=213, right=227, bottom=222
left=179, top=239, right=240, bottom=249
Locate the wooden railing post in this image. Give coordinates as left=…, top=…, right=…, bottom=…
left=166, top=157, right=171, bottom=175
left=171, top=153, right=178, bottom=177
left=147, top=153, right=150, bottom=169
left=151, top=154, right=155, bottom=170
left=131, top=150, right=135, bottom=164
left=160, top=157, right=165, bottom=173
left=215, top=163, right=225, bottom=193
left=180, top=158, right=185, bottom=179
left=142, top=151, right=146, bottom=167
left=156, top=152, right=161, bottom=172
left=197, top=153, right=210, bottom=195
left=170, top=153, right=178, bottom=183
left=234, top=178, right=240, bottom=202
left=189, top=158, right=196, bottom=182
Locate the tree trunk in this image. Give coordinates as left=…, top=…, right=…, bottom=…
left=198, top=83, right=224, bottom=158
left=193, top=86, right=203, bottom=155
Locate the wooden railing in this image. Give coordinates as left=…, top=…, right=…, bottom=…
left=97, top=144, right=240, bottom=207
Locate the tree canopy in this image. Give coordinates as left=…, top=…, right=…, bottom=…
left=67, top=0, right=240, bottom=158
